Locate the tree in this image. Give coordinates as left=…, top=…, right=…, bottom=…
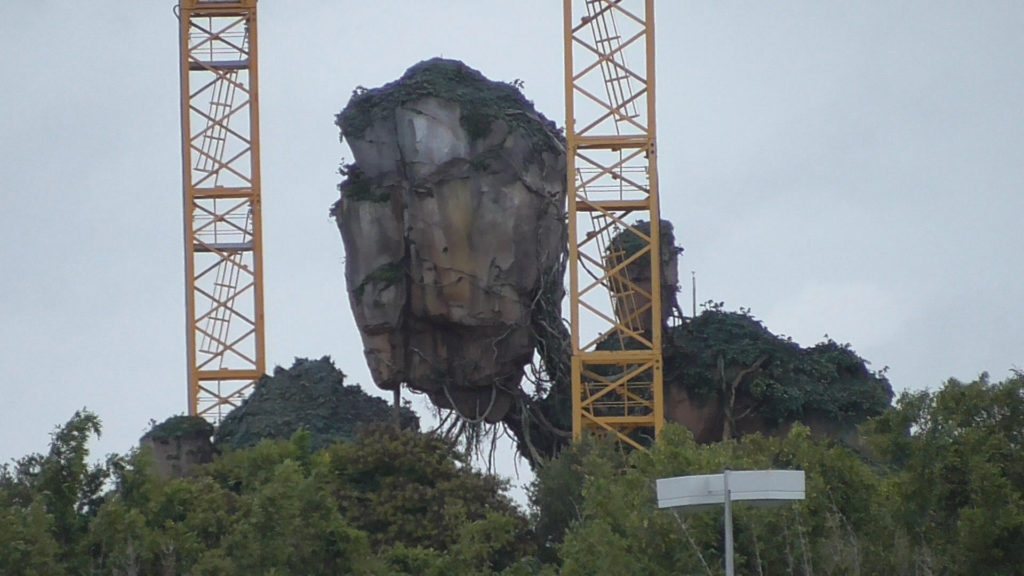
left=544, top=424, right=900, bottom=575
left=6, top=368, right=1023, bottom=574
left=0, top=499, right=62, bottom=576
left=0, top=410, right=109, bottom=574
left=866, top=372, right=1024, bottom=574
left=320, top=424, right=533, bottom=571
left=664, top=308, right=893, bottom=441
left=89, top=433, right=379, bottom=575
left=85, top=423, right=532, bottom=574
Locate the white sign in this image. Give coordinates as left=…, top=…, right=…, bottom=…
left=655, top=469, right=806, bottom=576
left=656, top=469, right=805, bottom=510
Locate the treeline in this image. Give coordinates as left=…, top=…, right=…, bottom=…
left=2, top=372, right=1022, bottom=575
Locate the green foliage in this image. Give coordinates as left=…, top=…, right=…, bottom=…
left=547, top=424, right=901, bottom=575
left=1, top=409, right=529, bottom=574
left=5, top=371, right=1024, bottom=573
left=530, top=373, right=1024, bottom=575
left=215, top=356, right=419, bottom=452
left=87, top=434, right=380, bottom=575
left=0, top=410, right=109, bottom=574
left=322, top=424, right=533, bottom=571
left=666, top=308, right=893, bottom=428
left=338, top=162, right=390, bottom=203
left=583, top=305, right=891, bottom=450
left=0, top=500, right=62, bottom=576
left=354, top=261, right=406, bottom=299
left=210, top=459, right=375, bottom=574
left=142, top=415, right=213, bottom=443
left=529, top=435, right=627, bottom=560
left=864, top=372, right=1024, bottom=574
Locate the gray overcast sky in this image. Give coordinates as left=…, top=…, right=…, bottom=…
left=2, top=2, right=1022, bottom=490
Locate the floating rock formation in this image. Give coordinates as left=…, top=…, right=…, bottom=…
left=332, top=59, right=567, bottom=423
left=330, top=59, right=890, bottom=464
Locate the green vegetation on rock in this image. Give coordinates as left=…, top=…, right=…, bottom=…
left=338, top=162, right=390, bottom=203
left=354, top=262, right=405, bottom=299
left=141, top=415, right=213, bottom=444
left=214, top=357, right=419, bottom=452
left=336, top=58, right=562, bottom=152
left=565, top=305, right=893, bottom=447
left=665, top=307, right=893, bottom=428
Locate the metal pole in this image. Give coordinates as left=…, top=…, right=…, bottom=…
left=691, top=271, right=697, bottom=317
left=723, top=468, right=734, bottom=576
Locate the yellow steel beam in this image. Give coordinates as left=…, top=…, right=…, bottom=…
left=565, top=0, right=664, bottom=448
left=178, top=0, right=265, bottom=422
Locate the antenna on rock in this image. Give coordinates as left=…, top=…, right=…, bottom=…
left=691, top=271, right=697, bottom=317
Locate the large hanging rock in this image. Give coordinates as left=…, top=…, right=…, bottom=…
left=332, top=59, right=567, bottom=423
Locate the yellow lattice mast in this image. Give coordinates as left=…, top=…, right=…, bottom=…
left=177, top=0, right=265, bottom=420
left=564, top=0, right=664, bottom=449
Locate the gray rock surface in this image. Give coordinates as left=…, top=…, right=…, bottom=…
left=140, top=416, right=214, bottom=479
left=607, top=220, right=682, bottom=335
left=333, top=59, right=567, bottom=423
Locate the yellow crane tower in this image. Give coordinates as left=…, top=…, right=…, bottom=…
left=564, top=0, right=665, bottom=448
left=176, top=0, right=266, bottom=420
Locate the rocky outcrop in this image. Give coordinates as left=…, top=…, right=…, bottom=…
left=333, top=59, right=567, bottom=423
left=214, top=357, right=419, bottom=452
left=140, top=416, right=215, bottom=479
left=607, top=219, right=682, bottom=336
left=663, top=311, right=893, bottom=444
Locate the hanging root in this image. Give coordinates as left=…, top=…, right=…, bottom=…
left=427, top=226, right=574, bottom=469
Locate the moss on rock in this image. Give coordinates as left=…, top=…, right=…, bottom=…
left=214, top=357, right=419, bottom=452
left=338, top=163, right=389, bottom=203
left=664, top=309, right=893, bottom=430
left=336, top=58, right=562, bottom=153
left=141, top=416, right=216, bottom=479
left=142, top=415, right=213, bottom=443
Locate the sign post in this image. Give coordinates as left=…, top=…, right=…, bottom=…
left=656, top=469, right=805, bottom=576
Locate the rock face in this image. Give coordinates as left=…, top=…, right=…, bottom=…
left=140, top=416, right=215, bottom=479
left=333, top=59, right=567, bottom=423
left=607, top=220, right=682, bottom=335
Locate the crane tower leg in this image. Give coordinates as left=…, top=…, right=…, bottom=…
left=177, top=0, right=265, bottom=421
left=564, top=0, right=664, bottom=449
